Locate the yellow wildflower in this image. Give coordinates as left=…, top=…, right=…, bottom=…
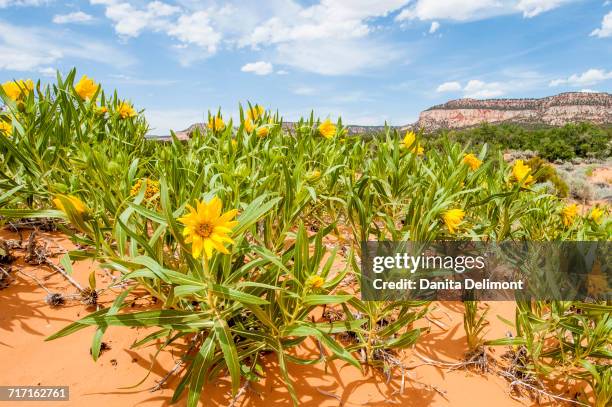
left=589, top=207, right=604, bottom=224
left=244, top=119, right=254, bottom=133
left=307, top=170, right=321, bottom=181
left=462, top=153, right=482, bottom=170
left=442, top=208, right=465, bottom=234
left=53, top=195, right=87, bottom=215
left=130, top=178, right=160, bottom=201
left=256, top=126, right=269, bottom=138
left=96, top=106, right=108, bottom=115
left=117, top=102, right=136, bottom=119
left=2, top=79, right=34, bottom=100
left=177, top=196, right=238, bottom=259
left=402, top=131, right=424, bottom=155
left=208, top=116, right=225, bottom=132
left=231, top=139, right=238, bottom=147
left=511, top=160, right=534, bottom=185
left=0, top=121, right=11, bottom=136
left=306, top=275, right=325, bottom=289
left=318, top=118, right=336, bottom=139
left=246, top=105, right=264, bottom=121
left=561, top=204, right=578, bottom=227
left=74, top=75, right=98, bottom=100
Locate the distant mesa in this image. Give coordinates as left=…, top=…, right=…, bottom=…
left=171, top=92, right=611, bottom=139
left=416, top=92, right=612, bottom=132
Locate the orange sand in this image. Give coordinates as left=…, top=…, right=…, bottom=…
left=1, top=231, right=539, bottom=406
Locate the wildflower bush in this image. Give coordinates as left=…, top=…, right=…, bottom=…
left=0, top=71, right=610, bottom=406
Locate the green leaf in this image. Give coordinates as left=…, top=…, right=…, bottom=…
left=302, top=294, right=352, bottom=306
left=485, top=337, right=527, bottom=346
left=91, top=289, right=131, bottom=361
left=282, top=319, right=367, bottom=336
left=131, top=329, right=171, bottom=349
left=276, top=342, right=298, bottom=406
left=210, top=284, right=269, bottom=305
left=188, top=334, right=217, bottom=407
left=385, top=329, right=421, bottom=349
left=47, top=310, right=214, bottom=340
left=214, top=317, right=241, bottom=396
left=59, top=253, right=74, bottom=276
left=0, top=209, right=65, bottom=219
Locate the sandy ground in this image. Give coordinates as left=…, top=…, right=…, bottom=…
left=0, top=231, right=566, bottom=407
left=589, top=167, right=612, bottom=186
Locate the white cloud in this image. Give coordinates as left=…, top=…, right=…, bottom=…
left=276, top=70, right=289, bottom=75
left=53, top=11, right=94, bottom=24
left=167, top=11, right=220, bottom=53
left=439, top=79, right=508, bottom=98
left=549, top=69, right=612, bottom=86
left=516, top=0, right=570, bottom=18
left=90, top=0, right=180, bottom=37
left=463, top=79, right=505, bottom=98
left=275, top=38, right=403, bottom=76
left=240, top=0, right=409, bottom=48
left=293, top=86, right=317, bottom=95
left=90, top=1, right=221, bottom=61
left=396, top=0, right=572, bottom=21
left=238, top=0, right=409, bottom=75
left=0, top=20, right=136, bottom=72
left=591, top=11, right=612, bottom=38
left=579, top=89, right=598, bottom=93
left=0, top=0, right=46, bottom=7
left=396, top=0, right=514, bottom=21
left=38, top=67, right=56, bottom=77
left=436, top=81, right=461, bottom=92
left=90, top=1, right=408, bottom=75
left=429, top=21, right=440, bottom=33
left=107, top=74, right=177, bottom=86
left=241, top=61, right=274, bottom=75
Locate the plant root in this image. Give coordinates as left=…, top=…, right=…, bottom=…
left=497, top=369, right=590, bottom=407
left=6, top=218, right=58, bottom=232
left=150, top=335, right=199, bottom=393
left=0, top=265, right=13, bottom=289
left=0, top=239, right=15, bottom=264
left=229, top=381, right=252, bottom=407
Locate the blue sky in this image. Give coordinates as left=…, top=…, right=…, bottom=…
left=1, top=0, right=611, bottom=135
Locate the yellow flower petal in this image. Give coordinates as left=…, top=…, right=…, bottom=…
left=511, top=160, right=534, bottom=185
left=442, top=208, right=465, bottom=234
left=74, top=75, right=98, bottom=100
left=318, top=119, right=336, bottom=139
left=177, top=196, right=237, bottom=259
left=462, top=154, right=482, bottom=170
left=402, top=131, right=424, bottom=156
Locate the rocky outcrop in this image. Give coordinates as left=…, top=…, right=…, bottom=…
left=417, top=92, right=612, bottom=131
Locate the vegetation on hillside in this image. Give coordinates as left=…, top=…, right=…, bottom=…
left=431, top=122, right=612, bottom=161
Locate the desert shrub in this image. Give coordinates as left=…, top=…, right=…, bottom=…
left=488, top=301, right=612, bottom=407
left=435, top=122, right=612, bottom=161
left=566, top=173, right=595, bottom=202
left=538, top=138, right=576, bottom=161
left=525, top=156, right=569, bottom=198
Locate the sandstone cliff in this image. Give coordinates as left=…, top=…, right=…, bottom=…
left=417, top=92, right=612, bottom=131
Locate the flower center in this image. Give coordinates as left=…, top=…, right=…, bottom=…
left=197, top=222, right=213, bottom=238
